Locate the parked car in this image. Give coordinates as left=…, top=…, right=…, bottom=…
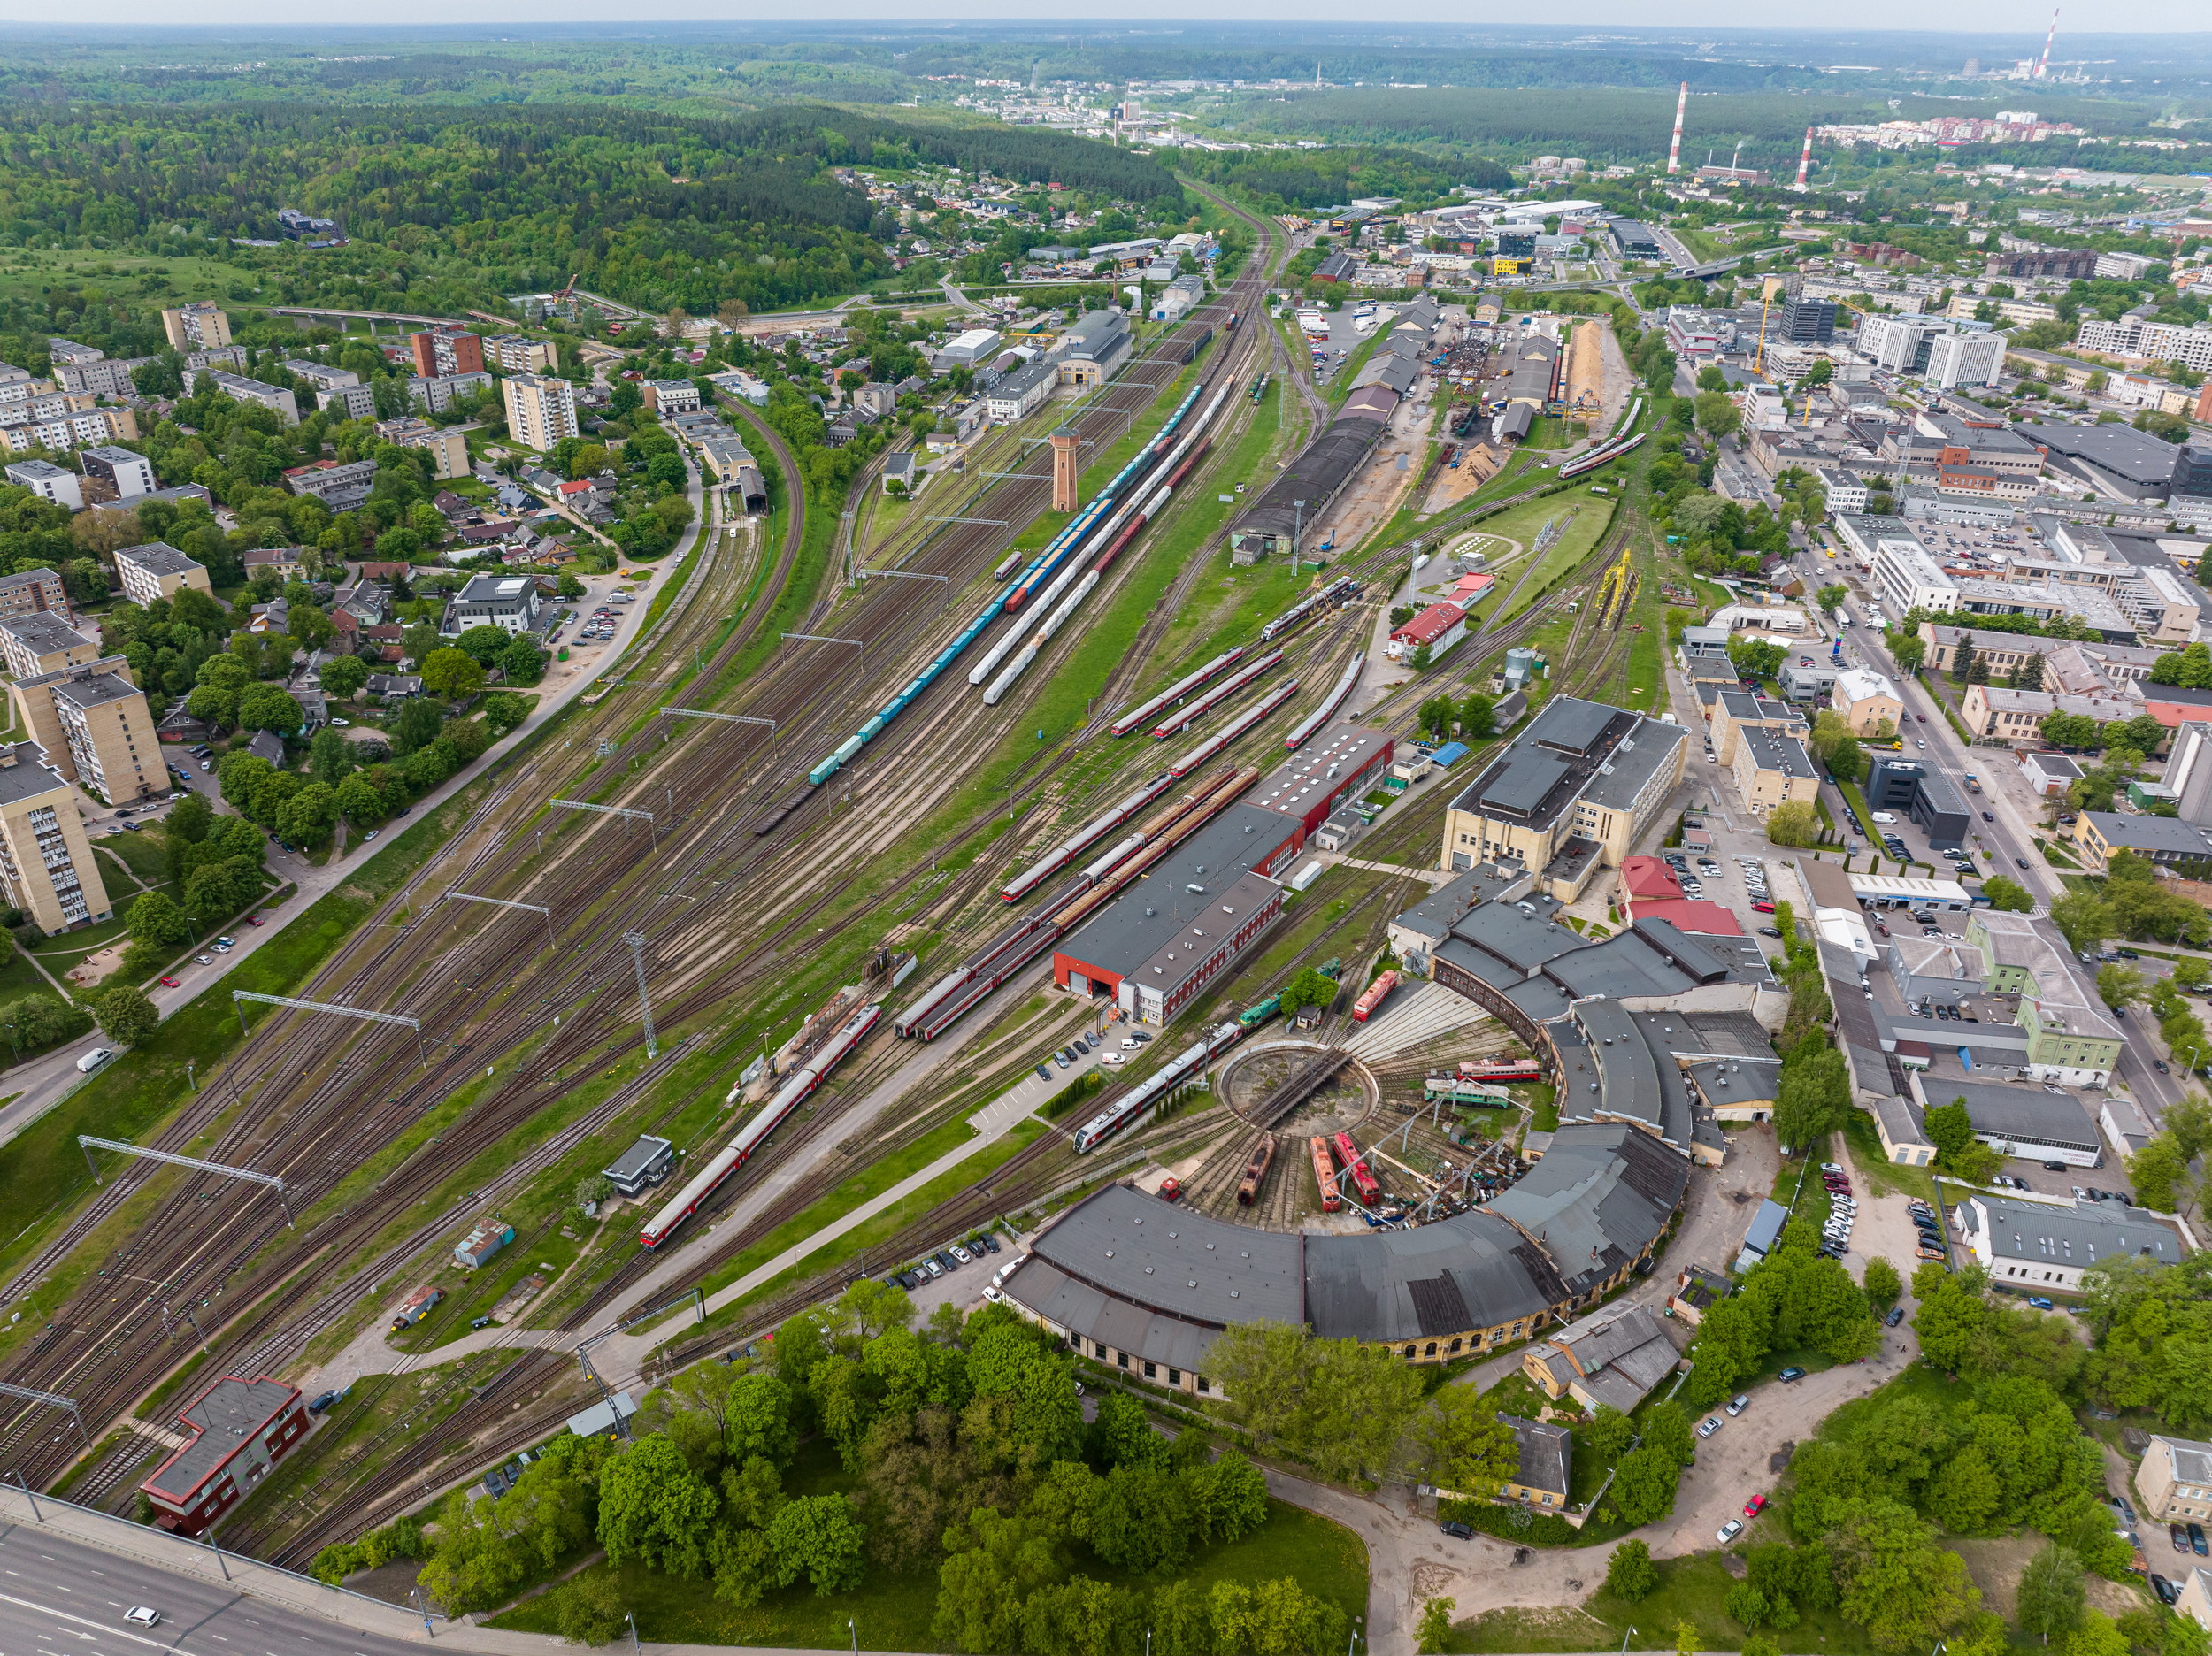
left=1726, top=1394, right=1751, bottom=1416
left=1441, top=1521, right=1474, bottom=1540
left=2154, top=1576, right=2179, bottom=1606
left=1744, top=1494, right=1768, bottom=1518
left=1886, top=1306, right=1905, bottom=1328
left=1698, top=1416, right=1724, bottom=1438
left=1717, top=1518, right=1745, bottom=1545
left=2027, top=1296, right=2055, bottom=1310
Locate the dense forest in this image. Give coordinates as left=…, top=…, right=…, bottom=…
left=0, top=103, right=1178, bottom=316
left=1176, top=144, right=1509, bottom=212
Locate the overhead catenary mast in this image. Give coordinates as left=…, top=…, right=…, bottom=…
left=1667, top=81, right=1688, bottom=175
left=1793, top=126, right=1815, bottom=191
left=2036, top=7, right=2058, bottom=78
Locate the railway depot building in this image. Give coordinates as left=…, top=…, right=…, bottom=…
left=1053, top=725, right=1394, bottom=1024
left=141, top=1375, right=308, bottom=1535
left=1000, top=1121, right=1687, bottom=1391
left=1441, top=697, right=1687, bottom=898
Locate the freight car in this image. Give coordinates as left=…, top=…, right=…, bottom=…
left=1236, top=1133, right=1277, bottom=1206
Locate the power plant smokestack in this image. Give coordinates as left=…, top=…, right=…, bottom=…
left=1793, top=126, right=1814, bottom=191
left=1667, top=80, right=1688, bottom=175
left=2036, top=7, right=2057, bottom=78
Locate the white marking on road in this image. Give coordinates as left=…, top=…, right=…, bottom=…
left=0, top=1591, right=204, bottom=1656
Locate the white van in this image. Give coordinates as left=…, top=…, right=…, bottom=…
left=1869, top=811, right=1897, bottom=824
left=77, top=1048, right=113, bottom=1075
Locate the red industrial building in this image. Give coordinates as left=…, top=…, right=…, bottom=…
left=1052, top=724, right=1394, bottom=1025
left=1386, top=602, right=1466, bottom=662
left=141, top=1375, right=309, bottom=1535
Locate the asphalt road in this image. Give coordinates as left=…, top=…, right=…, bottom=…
left=0, top=1523, right=423, bottom=1656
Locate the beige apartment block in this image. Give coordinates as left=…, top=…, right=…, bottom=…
left=10, top=658, right=162, bottom=804
left=1731, top=727, right=1820, bottom=818
left=0, top=741, right=110, bottom=932
left=113, top=542, right=213, bottom=607
left=161, top=302, right=233, bottom=352
left=0, top=614, right=99, bottom=681
left=501, top=373, right=580, bottom=452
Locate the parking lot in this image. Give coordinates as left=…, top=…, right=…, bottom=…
left=1663, top=834, right=1784, bottom=936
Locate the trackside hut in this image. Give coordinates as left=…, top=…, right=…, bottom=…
left=140, top=1376, right=309, bottom=1535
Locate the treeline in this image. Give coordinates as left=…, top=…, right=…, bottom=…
left=1230, top=87, right=2115, bottom=163
left=330, top=1287, right=1362, bottom=1656
left=0, top=102, right=1171, bottom=316
left=1178, top=144, right=1508, bottom=211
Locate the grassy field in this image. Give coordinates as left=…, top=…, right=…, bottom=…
left=490, top=1455, right=1366, bottom=1652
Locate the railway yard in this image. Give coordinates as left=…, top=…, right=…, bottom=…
left=0, top=194, right=1674, bottom=1577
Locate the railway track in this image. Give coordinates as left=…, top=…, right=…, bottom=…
left=0, top=210, right=1294, bottom=1522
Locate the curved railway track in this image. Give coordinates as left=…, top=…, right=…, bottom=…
left=0, top=213, right=1292, bottom=1516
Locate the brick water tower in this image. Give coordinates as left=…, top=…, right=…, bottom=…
left=1050, top=426, right=1080, bottom=513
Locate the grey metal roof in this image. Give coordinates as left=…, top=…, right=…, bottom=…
left=0, top=743, right=70, bottom=808
left=1586, top=721, right=1686, bottom=811
left=1545, top=932, right=1698, bottom=1000
left=1003, top=1257, right=1224, bottom=1374
left=1532, top=697, right=1618, bottom=756
left=1028, top=1182, right=1304, bottom=1330
left=116, top=541, right=201, bottom=579
left=1744, top=1198, right=1790, bottom=1254
left=1569, top=998, right=1662, bottom=1131
left=2157, top=1437, right=2212, bottom=1485
left=604, top=1135, right=672, bottom=1182
left=1502, top=1413, right=1571, bottom=1497
left=1488, top=1122, right=1687, bottom=1300
left=1231, top=414, right=1389, bottom=540
left=1446, top=897, right=1579, bottom=976
left=1739, top=726, right=1817, bottom=779
left=0, top=613, right=91, bottom=656
left=1965, top=1193, right=2183, bottom=1267
left=1057, top=804, right=1294, bottom=980
left=146, top=1376, right=299, bottom=1500
left=1393, top=868, right=1489, bottom=941
left=2081, top=812, right=2212, bottom=857
left=1938, top=1078, right=2101, bottom=1149
left=1305, top=1209, right=1557, bottom=1342
left=1685, top=1055, right=1782, bottom=1107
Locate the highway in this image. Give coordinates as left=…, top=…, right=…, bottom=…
left=0, top=1524, right=423, bottom=1656
left=1792, top=543, right=2189, bottom=1125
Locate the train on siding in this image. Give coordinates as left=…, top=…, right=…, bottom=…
left=1351, top=970, right=1399, bottom=1023
left=637, top=1004, right=881, bottom=1248
left=1259, top=577, right=1363, bottom=644
left=1236, top=1134, right=1277, bottom=1206
left=1071, top=1021, right=1243, bottom=1153
left=1330, top=1131, right=1380, bottom=1207
left=1310, top=1136, right=1342, bottom=1212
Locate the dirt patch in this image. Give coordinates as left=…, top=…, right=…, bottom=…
left=1422, top=445, right=1504, bottom=512
left=65, top=946, right=123, bottom=987
left=1952, top=1534, right=2141, bottom=1623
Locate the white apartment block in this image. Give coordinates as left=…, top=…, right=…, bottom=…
left=2076, top=318, right=2212, bottom=373
left=3, top=459, right=81, bottom=510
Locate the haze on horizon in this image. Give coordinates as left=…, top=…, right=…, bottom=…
left=2, top=1, right=2206, bottom=37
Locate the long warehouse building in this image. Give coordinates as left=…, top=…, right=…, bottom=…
left=1054, top=724, right=1394, bottom=1023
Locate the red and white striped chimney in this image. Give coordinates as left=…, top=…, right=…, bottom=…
left=1667, top=81, right=1688, bottom=175
left=1793, top=126, right=1815, bottom=191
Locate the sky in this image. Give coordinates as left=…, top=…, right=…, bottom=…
left=4, top=2, right=2207, bottom=34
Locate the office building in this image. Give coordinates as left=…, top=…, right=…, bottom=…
left=1870, top=535, right=1961, bottom=615
left=983, top=360, right=1057, bottom=425
left=281, top=458, right=377, bottom=513
left=1858, top=315, right=1932, bottom=373
left=1831, top=668, right=1902, bottom=735
left=1926, top=330, right=2007, bottom=388
left=1775, top=297, right=1837, bottom=344
left=9, top=658, right=161, bottom=805
left=80, top=445, right=156, bottom=502
left=160, top=302, right=232, bottom=353
left=442, top=572, right=547, bottom=636
left=373, top=418, right=470, bottom=480
left=501, top=374, right=579, bottom=451
left=113, top=542, right=212, bottom=607
left=409, top=328, right=483, bottom=378
left=2138, top=1436, right=2212, bottom=1525
left=1441, top=696, right=1688, bottom=898
left=1732, top=727, right=1819, bottom=818
left=4, top=458, right=81, bottom=510
left=1954, top=1194, right=2180, bottom=1293
left=0, top=740, right=110, bottom=932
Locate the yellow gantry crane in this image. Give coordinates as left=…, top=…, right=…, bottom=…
left=1594, top=541, right=1640, bottom=630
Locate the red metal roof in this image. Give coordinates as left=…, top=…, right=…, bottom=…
left=1625, top=899, right=1742, bottom=936
left=1619, top=855, right=1683, bottom=901
left=1389, top=602, right=1465, bottom=648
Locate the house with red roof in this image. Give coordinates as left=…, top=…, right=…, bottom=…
left=1386, top=602, right=1467, bottom=663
